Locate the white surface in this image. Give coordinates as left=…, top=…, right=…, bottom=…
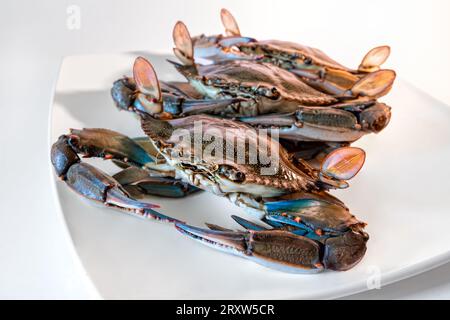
left=1, top=0, right=450, bottom=299
left=51, top=53, right=450, bottom=299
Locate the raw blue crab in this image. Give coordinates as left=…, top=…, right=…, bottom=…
left=50, top=9, right=397, bottom=272
left=190, top=8, right=396, bottom=99
left=112, top=54, right=392, bottom=145
left=51, top=95, right=368, bottom=272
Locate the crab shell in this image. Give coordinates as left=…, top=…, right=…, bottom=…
left=187, top=9, right=395, bottom=98
left=140, top=113, right=321, bottom=197
left=172, top=59, right=338, bottom=115
left=140, top=113, right=366, bottom=196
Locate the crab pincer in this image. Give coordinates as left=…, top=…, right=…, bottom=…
left=175, top=222, right=324, bottom=273
left=51, top=133, right=183, bottom=223
left=175, top=191, right=368, bottom=272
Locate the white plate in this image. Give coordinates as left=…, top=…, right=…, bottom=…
left=50, top=53, right=450, bottom=299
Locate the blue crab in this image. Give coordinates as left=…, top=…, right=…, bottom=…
left=112, top=55, right=391, bottom=145
left=190, top=8, right=396, bottom=99
left=51, top=105, right=368, bottom=272
left=51, top=9, right=395, bottom=272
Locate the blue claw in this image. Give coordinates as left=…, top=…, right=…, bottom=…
left=68, top=128, right=155, bottom=167
left=231, top=215, right=268, bottom=231
left=111, top=77, right=136, bottom=111
left=136, top=180, right=199, bottom=198
left=64, top=162, right=181, bottom=224
left=52, top=136, right=181, bottom=224
left=105, top=187, right=181, bottom=223
left=113, top=167, right=199, bottom=198
left=205, top=223, right=233, bottom=232
left=175, top=222, right=324, bottom=273
left=175, top=222, right=246, bottom=256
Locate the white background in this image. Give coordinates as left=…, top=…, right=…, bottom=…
left=1, top=0, right=450, bottom=299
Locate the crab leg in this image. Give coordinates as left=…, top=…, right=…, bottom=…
left=241, top=112, right=365, bottom=142
left=51, top=135, right=181, bottom=223
left=112, top=166, right=199, bottom=198
left=239, top=101, right=391, bottom=142
left=230, top=215, right=268, bottom=231
left=175, top=191, right=368, bottom=272
left=175, top=222, right=324, bottom=273
left=66, top=128, right=156, bottom=168
left=64, top=127, right=200, bottom=188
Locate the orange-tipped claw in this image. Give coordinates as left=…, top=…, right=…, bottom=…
left=321, top=147, right=366, bottom=181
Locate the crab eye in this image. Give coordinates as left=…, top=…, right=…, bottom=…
left=270, top=87, right=280, bottom=99
left=218, top=165, right=246, bottom=183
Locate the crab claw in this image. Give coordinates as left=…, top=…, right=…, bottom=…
left=175, top=222, right=324, bottom=273
left=112, top=167, right=199, bottom=198
left=358, top=46, right=391, bottom=73
left=230, top=215, right=268, bottom=231
left=66, top=162, right=180, bottom=223
left=52, top=134, right=180, bottom=224
left=262, top=194, right=368, bottom=271
left=359, top=102, right=392, bottom=133
left=67, top=128, right=155, bottom=168
left=111, top=77, right=136, bottom=111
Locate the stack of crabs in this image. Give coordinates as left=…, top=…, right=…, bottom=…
left=51, top=9, right=396, bottom=273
